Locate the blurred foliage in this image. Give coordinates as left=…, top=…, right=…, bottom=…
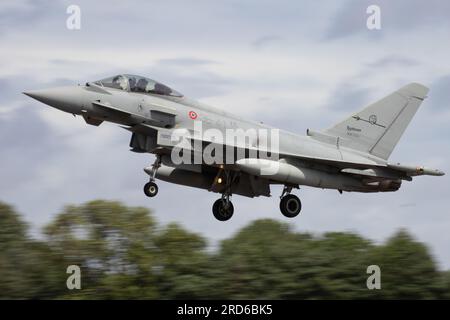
left=0, top=200, right=449, bottom=299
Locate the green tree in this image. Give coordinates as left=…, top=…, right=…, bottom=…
left=42, top=200, right=213, bottom=299
left=0, top=202, right=63, bottom=298
left=0, top=202, right=33, bottom=298
left=154, top=223, right=211, bottom=299
left=441, top=270, right=450, bottom=299
left=310, top=232, right=374, bottom=299
left=1, top=199, right=448, bottom=300
left=213, top=219, right=376, bottom=299
left=43, top=200, right=159, bottom=299
left=368, top=229, right=442, bottom=299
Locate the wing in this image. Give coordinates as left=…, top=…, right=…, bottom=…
left=122, top=124, right=444, bottom=181
left=280, top=150, right=444, bottom=180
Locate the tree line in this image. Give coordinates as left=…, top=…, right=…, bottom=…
left=0, top=200, right=449, bottom=299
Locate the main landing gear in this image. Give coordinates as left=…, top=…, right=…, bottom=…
left=143, top=156, right=161, bottom=198
left=212, top=170, right=237, bottom=221
left=279, top=186, right=302, bottom=218
left=212, top=195, right=234, bottom=221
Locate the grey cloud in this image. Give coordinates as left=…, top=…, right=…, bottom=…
left=172, top=73, right=232, bottom=99
left=46, top=78, right=76, bottom=87
left=265, top=78, right=389, bottom=138
left=407, top=75, right=450, bottom=142
left=0, top=77, right=25, bottom=105
left=137, top=61, right=234, bottom=99
left=1, top=1, right=336, bottom=50
left=0, top=106, right=68, bottom=192
left=48, top=59, right=107, bottom=69
left=0, top=1, right=59, bottom=35
left=251, top=35, right=283, bottom=49
left=399, top=203, right=417, bottom=208
left=366, top=55, right=419, bottom=68
left=428, top=75, right=450, bottom=111
left=156, top=58, right=218, bottom=67
left=325, top=82, right=372, bottom=114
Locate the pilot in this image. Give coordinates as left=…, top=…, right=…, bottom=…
left=128, top=77, right=137, bottom=91
left=113, top=76, right=127, bottom=90
left=136, top=78, right=148, bottom=92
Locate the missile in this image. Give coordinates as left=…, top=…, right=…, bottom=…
left=387, top=163, right=445, bottom=176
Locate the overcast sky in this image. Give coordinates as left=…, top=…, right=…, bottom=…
left=1, top=0, right=449, bottom=268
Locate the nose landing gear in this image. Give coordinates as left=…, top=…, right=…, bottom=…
left=143, top=156, right=161, bottom=198
left=279, top=186, right=301, bottom=218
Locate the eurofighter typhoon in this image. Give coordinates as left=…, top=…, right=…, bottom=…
left=24, top=75, right=444, bottom=221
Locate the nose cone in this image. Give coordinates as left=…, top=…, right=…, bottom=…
left=23, top=89, right=55, bottom=105
left=23, top=86, right=85, bottom=114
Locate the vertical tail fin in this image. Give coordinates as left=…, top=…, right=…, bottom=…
left=324, top=83, right=428, bottom=160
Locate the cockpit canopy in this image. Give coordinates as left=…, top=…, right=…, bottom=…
left=94, top=74, right=183, bottom=97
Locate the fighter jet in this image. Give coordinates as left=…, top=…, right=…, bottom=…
left=24, top=74, right=444, bottom=221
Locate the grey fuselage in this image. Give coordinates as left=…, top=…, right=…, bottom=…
left=24, top=81, right=424, bottom=197
left=61, top=84, right=385, bottom=166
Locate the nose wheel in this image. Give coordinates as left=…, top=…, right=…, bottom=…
left=279, top=186, right=301, bottom=218
left=143, top=156, right=161, bottom=198
left=144, top=181, right=158, bottom=197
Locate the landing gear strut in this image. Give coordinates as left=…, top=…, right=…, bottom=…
left=143, top=156, right=161, bottom=198
left=279, top=185, right=301, bottom=218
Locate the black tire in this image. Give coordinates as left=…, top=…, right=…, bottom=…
left=212, top=199, right=234, bottom=221
left=143, top=182, right=158, bottom=197
left=280, top=194, right=301, bottom=218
